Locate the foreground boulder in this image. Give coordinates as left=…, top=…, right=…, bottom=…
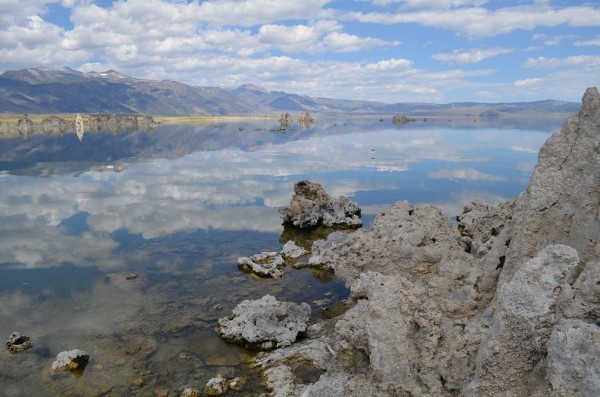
left=218, top=295, right=311, bottom=350
left=280, top=180, right=361, bottom=228
left=255, top=87, right=600, bottom=397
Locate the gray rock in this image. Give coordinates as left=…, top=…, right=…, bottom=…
left=279, top=180, right=361, bottom=229
left=466, top=245, right=579, bottom=396
left=218, top=295, right=311, bottom=350
left=5, top=332, right=33, bottom=353
left=281, top=240, right=308, bottom=260
left=237, top=251, right=285, bottom=278
left=181, top=387, right=200, bottom=397
left=51, top=349, right=90, bottom=372
left=251, top=87, right=600, bottom=397
left=502, top=87, right=600, bottom=281
left=547, top=319, right=600, bottom=397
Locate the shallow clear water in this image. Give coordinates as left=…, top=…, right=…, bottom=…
left=0, top=115, right=561, bottom=396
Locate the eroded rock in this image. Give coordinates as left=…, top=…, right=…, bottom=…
left=238, top=252, right=285, bottom=279
left=280, top=180, right=361, bottom=229
left=5, top=332, right=33, bottom=353
left=218, top=295, right=311, bottom=350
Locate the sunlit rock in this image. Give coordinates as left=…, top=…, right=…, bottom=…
left=51, top=349, right=89, bottom=374
left=281, top=240, right=308, bottom=260
left=204, top=377, right=228, bottom=396
left=218, top=294, right=311, bottom=350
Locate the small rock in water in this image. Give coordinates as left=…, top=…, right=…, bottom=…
left=279, top=180, right=362, bottom=229
left=204, top=377, right=228, bottom=396
left=281, top=240, right=308, bottom=259
left=218, top=294, right=311, bottom=350
left=181, top=387, right=200, bottom=397
left=5, top=332, right=33, bottom=353
left=125, top=273, right=139, bottom=280
left=212, top=303, right=224, bottom=311
left=228, top=376, right=247, bottom=391
left=51, top=349, right=90, bottom=374
left=237, top=251, right=285, bottom=278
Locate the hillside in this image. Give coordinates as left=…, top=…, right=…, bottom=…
left=0, top=67, right=580, bottom=117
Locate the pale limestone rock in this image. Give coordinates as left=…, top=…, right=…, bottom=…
left=51, top=349, right=89, bottom=372
left=218, top=294, right=310, bottom=350
left=237, top=251, right=285, bottom=278
left=547, top=319, right=600, bottom=397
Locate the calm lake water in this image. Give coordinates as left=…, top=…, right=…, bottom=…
left=0, top=115, right=564, bottom=396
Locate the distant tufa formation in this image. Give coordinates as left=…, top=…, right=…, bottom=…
left=0, top=113, right=158, bottom=140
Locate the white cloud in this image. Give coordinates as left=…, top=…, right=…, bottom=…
left=514, top=78, right=541, bottom=87
left=523, top=55, right=600, bottom=69
left=345, top=5, right=600, bottom=38
left=370, top=0, right=488, bottom=8
left=433, top=47, right=513, bottom=64
left=574, top=36, right=600, bottom=46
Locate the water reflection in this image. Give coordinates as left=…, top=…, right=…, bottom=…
left=0, top=116, right=555, bottom=395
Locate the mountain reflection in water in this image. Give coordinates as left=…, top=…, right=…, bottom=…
left=0, top=115, right=559, bottom=396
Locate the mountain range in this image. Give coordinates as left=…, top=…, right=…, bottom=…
left=0, top=67, right=580, bottom=117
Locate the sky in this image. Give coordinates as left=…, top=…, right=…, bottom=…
left=0, top=0, right=599, bottom=103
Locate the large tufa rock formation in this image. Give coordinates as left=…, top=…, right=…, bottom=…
left=255, top=87, right=600, bottom=397
left=280, top=180, right=361, bottom=229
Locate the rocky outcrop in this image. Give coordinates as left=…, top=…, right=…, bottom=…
left=280, top=180, right=361, bottom=229
left=51, top=349, right=90, bottom=373
left=254, top=87, right=600, bottom=396
left=218, top=295, right=311, bottom=350
left=5, top=332, right=33, bottom=353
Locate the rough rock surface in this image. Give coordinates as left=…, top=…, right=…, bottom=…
left=254, top=87, right=600, bottom=397
left=5, top=332, right=33, bottom=353
left=280, top=180, right=361, bottom=228
left=238, top=252, right=285, bottom=278
left=204, top=377, right=228, bottom=396
left=51, top=349, right=90, bottom=372
left=547, top=319, right=600, bottom=397
left=218, top=294, right=311, bottom=350
left=281, top=241, right=308, bottom=260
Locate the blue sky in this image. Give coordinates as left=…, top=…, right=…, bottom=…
left=0, top=0, right=598, bottom=103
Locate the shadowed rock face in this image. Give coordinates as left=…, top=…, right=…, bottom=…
left=253, top=87, right=600, bottom=397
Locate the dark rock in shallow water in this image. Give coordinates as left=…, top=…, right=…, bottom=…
left=280, top=180, right=361, bottom=229
left=218, top=294, right=311, bottom=350
left=5, top=332, right=33, bottom=353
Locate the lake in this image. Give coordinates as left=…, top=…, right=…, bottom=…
left=0, top=115, right=563, bottom=396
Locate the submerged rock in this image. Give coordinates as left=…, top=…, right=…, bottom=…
left=5, top=332, right=33, bottom=353
left=280, top=180, right=361, bottom=229
left=204, top=377, right=228, bottom=396
left=181, top=387, right=200, bottom=397
left=238, top=251, right=285, bottom=279
left=218, top=294, right=311, bottom=350
left=51, top=349, right=90, bottom=373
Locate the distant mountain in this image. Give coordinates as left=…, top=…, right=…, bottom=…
left=0, top=67, right=580, bottom=116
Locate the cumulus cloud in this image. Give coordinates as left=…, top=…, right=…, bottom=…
left=432, top=47, right=513, bottom=64
left=428, top=168, right=508, bottom=182
left=344, top=5, right=600, bottom=38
